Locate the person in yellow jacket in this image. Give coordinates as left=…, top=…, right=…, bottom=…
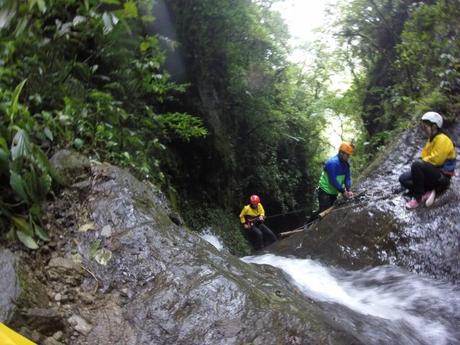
left=399, top=111, right=456, bottom=209
left=0, top=323, right=36, bottom=345
left=239, top=195, right=277, bottom=250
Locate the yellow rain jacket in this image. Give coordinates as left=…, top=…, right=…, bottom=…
left=0, top=323, right=36, bottom=345
left=239, top=203, right=265, bottom=224
left=421, top=133, right=456, bottom=175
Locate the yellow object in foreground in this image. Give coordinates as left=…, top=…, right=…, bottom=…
left=0, top=323, right=36, bottom=345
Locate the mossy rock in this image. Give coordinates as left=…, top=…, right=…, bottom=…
left=49, top=150, right=90, bottom=186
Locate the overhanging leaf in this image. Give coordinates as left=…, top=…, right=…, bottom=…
left=43, top=127, right=53, bottom=141
left=123, top=2, right=138, bottom=18
left=0, top=137, right=9, bottom=151
left=9, top=79, right=27, bottom=124
left=34, top=223, right=50, bottom=241
left=22, top=168, right=39, bottom=204
left=16, top=230, right=39, bottom=249
left=32, top=145, right=52, bottom=172
left=14, top=18, right=28, bottom=38
left=12, top=216, right=34, bottom=237
left=11, top=129, right=30, bottom=160
left=38, top=173, right=52, bottom=198
left=102, top=12, right=119, bottom=33
left=10, top=170, right=29, bottom=203
left=0, top=147, right=9, bottom=173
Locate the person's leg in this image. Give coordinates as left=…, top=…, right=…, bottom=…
left=243, top=229, right=256, bottom=249
left=259, top=223, right=278, bottom=246
left=410, top=160, right=445, bottom=206
left=413, top=160, right=444, bottom=192
left=436, top=174, right=451, bottom=194
left=407, top=161, right=444, bottom=208
left=318, top=189, right=336, bottom=212
left=399, top=171, right=414, bottom=193
left=250, top=226, right=264, bottom=250
left=411, top=161, right=429, bottom=201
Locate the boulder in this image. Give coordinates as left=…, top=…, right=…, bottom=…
left=49, top=150, right=90, bottom=187
left=49, top=163, right=361, bottom=345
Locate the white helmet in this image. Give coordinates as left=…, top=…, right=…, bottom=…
left=421, top=111, right=443, bottom=128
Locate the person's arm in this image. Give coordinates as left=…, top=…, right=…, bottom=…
left=325, top=160, right=345, bottom=193
left=345, top=165, right=352, bottom=191
left=239, top=206, right=247, bottom=224
left=344, top=166, right=354, bottom=198
left=258, top=203, right=265, bottom=221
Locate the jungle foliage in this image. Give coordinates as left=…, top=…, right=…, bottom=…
left=165, top=0, right=327, bottom=220
left=336, top=0, right=460, bottom=152
left=0, top=0, right=327, bottom=253
left=0, top=0, right=207, bottom=247
left=0, top=0, right=458, bottom=253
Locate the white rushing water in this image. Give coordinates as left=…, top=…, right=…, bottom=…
left=199, top=229, right=225, bottom=251
left=242, top=254, right=460, bottom=345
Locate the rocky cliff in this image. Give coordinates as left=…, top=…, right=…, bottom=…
left=0, top=154, right=360, bottom=345
left=271, top=123, right=460, bottom=283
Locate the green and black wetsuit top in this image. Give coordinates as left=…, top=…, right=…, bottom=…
left=318, top=154, right=351, bottom=196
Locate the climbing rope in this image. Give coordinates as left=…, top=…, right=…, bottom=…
left=264, top=206, right=308, bottom=220
left=277, top=190, right=369, bottom=237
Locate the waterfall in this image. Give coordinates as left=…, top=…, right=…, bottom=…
left=243, top=254, right=460, bottom=345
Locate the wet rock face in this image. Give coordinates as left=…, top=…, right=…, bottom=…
left=35, top=162, right=361, bottom=345
left=0, top=250, right=20, bottom=322
left=272, top=208, right=400, bottom=270
left=272, top=123, right=460, bottom=283
left=0, top=249, right=61, bottom=342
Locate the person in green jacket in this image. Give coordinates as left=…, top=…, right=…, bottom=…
left=399, top=111, right=456, bottom=209
left=317, top=142, right=354, bottom=212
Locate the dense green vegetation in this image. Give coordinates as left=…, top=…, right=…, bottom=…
left=0, top=0, right=208, bottom=248
left=336, top=0, right=460, bottom=149
left=0, top=0, right=458, bottom=254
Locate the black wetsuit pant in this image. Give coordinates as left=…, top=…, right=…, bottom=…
left=317, top=188, right=338, bottom=212
left=249, top=223, right=277, bottom=250
left=399, top=160, right=450, bottom=200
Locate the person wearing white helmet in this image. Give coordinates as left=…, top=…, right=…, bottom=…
left=399, top=111, right=456, bottom=209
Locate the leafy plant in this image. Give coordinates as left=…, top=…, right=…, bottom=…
left=0, top=0, right=211, bottom=248
left=0, top=81, right=53, bottom=248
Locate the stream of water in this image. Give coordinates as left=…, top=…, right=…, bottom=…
left=242, top=254, right=460, bottom=345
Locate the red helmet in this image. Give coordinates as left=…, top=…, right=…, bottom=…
left=249, top=195, right=260, bottom=205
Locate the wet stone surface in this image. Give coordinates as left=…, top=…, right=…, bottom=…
left=4, top=120, right=460, bottom=344
left=0, top=250, right=20, bottom=322
left=6, top=159, right=363, bottom=345
left=271, top=123, right=460, bottom=283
